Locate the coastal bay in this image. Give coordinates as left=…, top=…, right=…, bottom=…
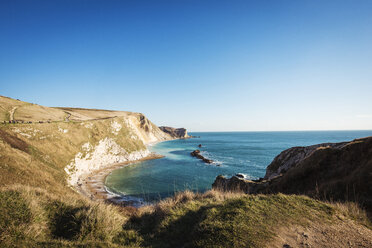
left=76, top=153, right=164, bottom=206
left=104, top=130, right=372, bottom=205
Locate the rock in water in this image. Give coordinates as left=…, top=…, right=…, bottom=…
left=190, top=150, right=214, bottom=164
left=190, top=149, right=201, bottom=156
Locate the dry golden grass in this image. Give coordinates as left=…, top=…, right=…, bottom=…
left=0, top=117, right=146, bottom=194
left=332, top=201, right=372, bottom=229
left=56, top=107, right=131, bottom=121
left=0, top=96, right=28, bottom=121
left=0, top=185, right=129, bottom=246
left=0, top=95, right=137, bottom=122
left=124, top=191, right=372, bottom=248
left=14, top=104, right=68, bottom=122
left=1, top=184, right=371, bottom=247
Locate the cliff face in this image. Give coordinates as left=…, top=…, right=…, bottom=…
left=264, top=141, right=348, bottom=180
left=213, top=136, right=372, bottom=209
left=63, top=115, right=166, bottom=186
left=0, top=96, right=187, bottom=189
left=159, top=126, right=189, bottom=139
left=125, top=114, right=173, bottom=144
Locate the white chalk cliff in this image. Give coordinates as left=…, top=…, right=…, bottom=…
left=64, top=114, right=185, bottom=187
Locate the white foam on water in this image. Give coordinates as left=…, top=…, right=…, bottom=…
left=234, top=173, right=253, bottom=180
left=104, top=185, right=149, bottom=208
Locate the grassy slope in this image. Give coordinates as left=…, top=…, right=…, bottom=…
left=0, top=97, right=149, bottom=246
left=0, top=96, right=31, bottom=122
left=0, top=95, right=132, bottom=122
left=1, top=187, right=370, bottom=247
left=0, top=118, right=145, bottom=193
left=0, top=96, right=371, bottom=247
left=55, top=107, right=131, bottom=121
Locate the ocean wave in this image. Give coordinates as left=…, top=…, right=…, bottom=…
left=234, top=173, right=253, bottom=180
left=212, top=160, right=224, bottom=166
left=104, top=186, right=149, bottom=207
left=104, top=185, right=123, bottom=198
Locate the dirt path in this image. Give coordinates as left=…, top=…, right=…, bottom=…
left=268, top=219, right=372, bottom=247
left=64, top=112, right=71, bottom=121
left=9, top=106, right=17, bottom=121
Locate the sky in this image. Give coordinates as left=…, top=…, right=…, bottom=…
left=1, top=0, right=372, bottom=131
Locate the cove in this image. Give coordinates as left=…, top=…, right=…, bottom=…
left=105, top=130, right=372, bottom=203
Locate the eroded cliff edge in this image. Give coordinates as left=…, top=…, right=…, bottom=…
left=0, top=96, right=189, bottom=191
left=213, top=136, right=372, bottom=209
left=64, top=114, right=173, bottom=187
left=159, top=126, right=190, bottom=139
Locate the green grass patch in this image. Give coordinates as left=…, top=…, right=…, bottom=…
left=46, top=201, right=88, bottom=240
left=0, top=190, right=32, bottom=242
left=0, top=187, right=370, bottom=247
left=123, top=194, right=336, bottom=248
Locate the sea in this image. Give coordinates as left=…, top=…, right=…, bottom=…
left=105, top=130, right=372, bottom=204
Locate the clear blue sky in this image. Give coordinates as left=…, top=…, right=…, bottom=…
left=1, top=0, right=371, bottom=131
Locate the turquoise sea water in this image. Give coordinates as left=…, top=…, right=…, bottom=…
left=105, top=130, right=372, bottom=204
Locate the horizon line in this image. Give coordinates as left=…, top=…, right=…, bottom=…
left=189, top=129, right=372, bottom=133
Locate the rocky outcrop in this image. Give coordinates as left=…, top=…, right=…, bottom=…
left=264, top=141, right=348, bottom=180
left=213, top=136, right=372, bottom=209
left=159, top=126, right=189, bottom=139
left=191, top=150, right=214, bottom=164
left=213, top=175, right=268, bottom=193
left=125, top=114, right=172, bottom=144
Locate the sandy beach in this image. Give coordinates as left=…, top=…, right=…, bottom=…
left=76, top=153, right=164, bottom=206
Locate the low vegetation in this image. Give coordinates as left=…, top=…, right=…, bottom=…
left=0, top=118, right=145, bottom=194
left=0, top=95, right=131, bottom=122
left=0, top=187, right=370, bottom=247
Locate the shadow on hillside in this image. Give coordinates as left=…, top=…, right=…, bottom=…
left=48, top=203, right=89, bottom=240
left=124, top=204, right=219, bottom=248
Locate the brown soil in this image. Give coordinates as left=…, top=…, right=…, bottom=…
left=269, top=219, right=372, bottom=248
left=0, top=129, right=29, bottom=153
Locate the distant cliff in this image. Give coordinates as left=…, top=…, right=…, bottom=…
left=159, top=126, right=190, bottom=139
left=213, top=136, right=372, bottom=209
left=0, top=96, right=189, bottom=189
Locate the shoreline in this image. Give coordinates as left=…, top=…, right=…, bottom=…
left=76, top=152, right=164, bottom=206
left=75, top=136, right=194, bottom=206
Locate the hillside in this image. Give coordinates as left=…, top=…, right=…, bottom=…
left=0, top=96, right=182, bottom=191
left=1, top=96, right=371, bottom=247
left=213, top=136, right=372, bottom=210
left=1, top=95, right=144, bottom=123
left=0, top=96, right=66, bottom=122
